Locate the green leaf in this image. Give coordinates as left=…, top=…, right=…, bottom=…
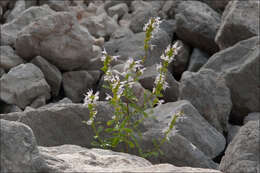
left=107, top=120, right=114, bottom=126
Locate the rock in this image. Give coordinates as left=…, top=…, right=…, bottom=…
left=80, top=12, right=119, bottom=39
left=187, top=48, right=209, bottom=72
left=175, top=1, right=221, bottom=54
left=39, top=0, right=71, bottom=12
left=6, top=0, right=26, bottom=22
left=179, top=69, right=232, bottom=133
left=215, top=0, right=259, bottom=50
left=0, top=63, right=51, bottom=109
left=227, top=124, right=240, bottom=144
left=158, top=19, right=176, bottom=40
left=31, top=56, right=62, bottom=97
left=62, top=71, right=95, bottom=103
left=243, top=112, right=260, bottom=125
left=202, top=36, right=260, bottom=122
left=111, top=27, right=134, bottom=40
left=161, top=0, right=181, bottom=19
left=0, top=103, right=22, bottom=114
left=0, top=102, right=114, bottom=147
left=0, top=119, right=48, bottom=173
left=107, top=3, right=128, bottom=19
left=168, top=40, right=191, bottom=78
left=15, top=12, right=95, bottom=71
left=0, top=5, right=55, bottom=46
left=41, top=97, right=73, bottom=109
left=199, top=0, right=230, bottom=11
left=142, top=100, right=225, bottom=161
left=139, top=64, right=179, bottom=102
left=219, top=120, right=259, bottom=173
left=29, top=95, right=46, bottom=109
left=0, top=45, right=25, bottom=71
left=0, top=68, right=5, bottom=78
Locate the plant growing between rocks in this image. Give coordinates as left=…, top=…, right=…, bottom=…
left=83, top=17, right=182, bottom=158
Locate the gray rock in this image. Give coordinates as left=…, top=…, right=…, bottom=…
left=31, top=56, right=62, bottom=97
left=159, top=19, right=176, bottom=40
left=187, top=48, right=209, bottom=72
left=219, top=120, right=259, bottom=173
left=0, top=102, right=114, bottom=147
left=243, top=112, right=260, bottom=125
left=161, top=0, right=181, bottom=19
left=0, top=68, right=5, bottom=78
left=6, top=0, right=26, bottom=22
left=227, top=124, right=240, bottom=144
left=175, top=1, right=221, bottom=54
left=139, top=64, right=179, bottom=102
left=41, top=97, right=73, bottom=109
left=0, top=103, right=22, bottom=114
left=107, top=3, right=128, bottom=19
left=215, top=0, right=259, bottom=50
left=199, top=0, right=230, bottom=11
left=111, top=27, right=134, bottom=40
left=179, top=69, right=232, bottom=133
left=0, top=119, right=48, bottom=173
left=62, top=71, right=95, bottom=103
left=39, top=0, right=71, bottom=12
left=168, top=40, right=191, bottom=77
left=29, top=95, right=46, bottom=109
left=202, top=36, right=260, bottom=121
left=0, top=63, right=51, bottom=109
left=15, top=12, right=95, bottom=71
left=0, top=5, right=55, bottom=46
left=0, top=45, right=25, bottom=71
left=143, top=100, right=225, bottom=160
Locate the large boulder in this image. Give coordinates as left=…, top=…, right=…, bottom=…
left=219, top=120, right=259, bottom=173
left=175, top=1, right=221, bottom=54
left=0, top=119, right=48, bottom=173
left=5, top=0, right=26, bottom=22
left=0, top=63, right=51, bottom=109
left=0, top=5, right=55, bottom=46
left=202, top=36, right=260, bottom=122
left=243, top=112, right=260, bottom=125
left=62, top=71, right=95, bottom=103
left=215, top=0, right=259, bottom=50
left=187, top=48, right=209, bottom=72
left=179, top=69, right=232, bottom=133
left=0, top=45, right=25, bottom=71
left=15, top=12, right=95, bottom=71
left=31, top=56, right=62, bottom=97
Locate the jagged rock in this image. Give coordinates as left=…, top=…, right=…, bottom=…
left=139, top=64, right=179, bottom=102
left=0, top=5, right=55, bottom=46
left=0, top=119, right=48, bottom=173
left=227, top=124, right=240, bottom=144
left=39, top=0, right=71, bottom=12
left=41, top=97, right=73, bottom=109
left=243, top=112, right=260, bottom=125
left=175, top=1, right=221, bottom=54
left=0, top=45, right=25, bottom=71
left=158, top=19, right=176, bottom=40
left=161, top=0, right=181, bottom=19
left=0, top=63, right=51, bottom=109
left=107, top=3, right=128, bottom=19
left=31, top=56, right=62, bottom=97
left=187, top=48, right=209, bottom=72
left=29, top=95, right=46, bottom=109
left=179, top=69, right=232, bottom=133
left=215, top=0, right=259, bottom=50
left=202, top=36, right=260, bottom=122
left=15, top=12, right=95, bottom=71
left=219, top=120, right=259, bottom=173
left=111, top=27, right=134, bottom=40
left=6, top=0, right=26, bottom=22
left=62, top=71, right=95, bottom=103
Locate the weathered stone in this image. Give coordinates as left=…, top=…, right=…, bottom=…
left=179, top=69, right=232, bottom=133
left=158, top=19, right=176, bottom=40
left=202, top=36, right=260, bottom=122
left=31, top=56, right=62, bottom=97
left=199, top=0, right=230, bottom=11
left=139, top=64, right=179, bottom=102
left=41, top=97, right=73, bottom=109
left=0, top=63, right=51, bottom=109
left=29, top=95, right=46, bottom=109
left=0, top=45, right=25, bottom=71
left=62, top=71, right=95, bottom=103
left=215, top=0, right=259, bottom=50
left=15, top=12, right=95, bottom=71
left=0, top=5, right=55, bottom=46
left=227, top=124, right=240, bottom=144
left=187, top=48, right=209, bottom=72
left=107, top=3, right=128, bottom=19
left=0, top=68, right=5, bottom=78
left=0, top=119, right=48, bottom=173
left=219, top=120, right=259, bottom=173
left=39, top=0, right=71, bottom=12
left=243, top=112, right=260, bottom=125
left=161, top=0, right=181, bottom=19
left=6, top=0, right=26, bottom=22
left=0, top=103, right=22, bottom=114
left=111, top=27, right=134, bottom=40
left=175, top=1, right=221, bottom=54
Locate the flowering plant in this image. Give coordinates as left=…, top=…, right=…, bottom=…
left=83, top=17, right=181, bottom=157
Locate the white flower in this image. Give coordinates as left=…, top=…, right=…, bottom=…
left=158, top=99, right=165, bottom=105
left=162, top=81, right=169, bottom=90
left=139, top=67, right=146, bottom=75
left=101, top=55, right=106, bottom=62
left=156, top=63, right=162, bottom=71
left=112, top=115, right=116, bottom=120
left=112, top=55, right=120, bottom=61
left=105, top=93, right=112, bottom=100
left=86, top=118, right=94, bottom=125
left=83, top=90, right=99, bottom=105
left=93, top=91, right=99, bottom=103
left=102, top=48, right=107, bottom=55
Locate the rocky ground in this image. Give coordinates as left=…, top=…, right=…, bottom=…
left=0, top=0, right=259, bottom=173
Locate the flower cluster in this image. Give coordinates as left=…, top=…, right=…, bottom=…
left=83, top=89, right=99, bottom=125
left=143, top=17, right=162, bottom=38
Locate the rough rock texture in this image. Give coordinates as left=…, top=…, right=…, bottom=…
left=139, top=64, right=179, bottom=102
left=199, top=0, right=230, bottom=11
left=227, top=124, right=240, bottom=144
left=0, top=68, right=5, bottom=77
left=39, top=0, right=71, bottom=12
left=15, top=12, right=95, bottom=71
left=243, top=112, right=260, bottom=125
left=202, top=36, right=260, bottom=121
left=215, top=0, right=260, bottom=50
left=0, top=63, right=51, bottom=109
left=0, top=103, right=22, bottom=114
left=110, top=26, right=134, bottom=40
left=187, top=48, right=209, bottom=72
left=31, top=56, right=62, bottom=97
left=62, top=71, right=95, bottom=103
left=175, top=1, right=221, bottom=54
left=0, top=45, right=25, bottom=71
left=5, top=0, right=26, bottom=22
left=142, top=100, right=225, bottom=161
left=0, top=119, right=48, bottom=173
left=1, top=5, right=55, bottom=46
left=179, top=69, right=232, bottom=133
left=219, top=120, right=259, bottom=173
left=107, top=3, right=128, bottom=19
